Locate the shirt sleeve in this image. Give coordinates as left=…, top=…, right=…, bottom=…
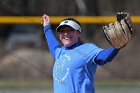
left=44, top=25, right=60, bottom=58
left=95, top=47, right=120, bottom=65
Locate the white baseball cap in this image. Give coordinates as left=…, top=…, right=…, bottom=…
left=56, top=20, right=81, bottom=32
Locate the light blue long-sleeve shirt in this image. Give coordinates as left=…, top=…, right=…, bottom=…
left=44, top=25, right=119, bottom=93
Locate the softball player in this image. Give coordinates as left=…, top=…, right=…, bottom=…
left=42, top=12, right=133, bottom=93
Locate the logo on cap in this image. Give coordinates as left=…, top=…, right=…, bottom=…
left=64, top=21, right=68, bottom=24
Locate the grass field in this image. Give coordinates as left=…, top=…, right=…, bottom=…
left=95, top=80, right=140, bottom=93
left=0, top=80, right=140, bottom=93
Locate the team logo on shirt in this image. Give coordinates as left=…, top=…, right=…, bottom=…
left=53, top=54, right=71, bottom=85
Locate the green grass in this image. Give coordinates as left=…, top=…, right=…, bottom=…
left=0, top=79, right=140, bottom=88
left=95, top=80, right=140, bottom=93
left=95, top=79, right=140, bottom=87
left=0, top=79, right=53, bottom=88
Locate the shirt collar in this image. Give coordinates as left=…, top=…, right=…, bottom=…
left=64, top=42, right=83, bottom=50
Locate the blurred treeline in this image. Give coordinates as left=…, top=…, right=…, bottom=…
left=0, top=0, right=140, bottom=80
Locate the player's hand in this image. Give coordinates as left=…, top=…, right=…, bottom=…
left=42, top=14, right=51, bottom=27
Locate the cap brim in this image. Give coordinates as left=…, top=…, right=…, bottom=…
left=56, top=20, right=81, bottom=32
left=56, top=25, right=74, bottom=32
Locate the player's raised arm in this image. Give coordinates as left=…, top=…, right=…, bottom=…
left=42, top=14, right=60, bottom=58
left=95, top=12, right=134, bottom=65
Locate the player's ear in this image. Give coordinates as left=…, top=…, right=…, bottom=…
left=77, top=31, right=81, bottom=39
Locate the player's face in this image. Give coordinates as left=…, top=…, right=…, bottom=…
left=58, top=26, right=81, bottom=47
